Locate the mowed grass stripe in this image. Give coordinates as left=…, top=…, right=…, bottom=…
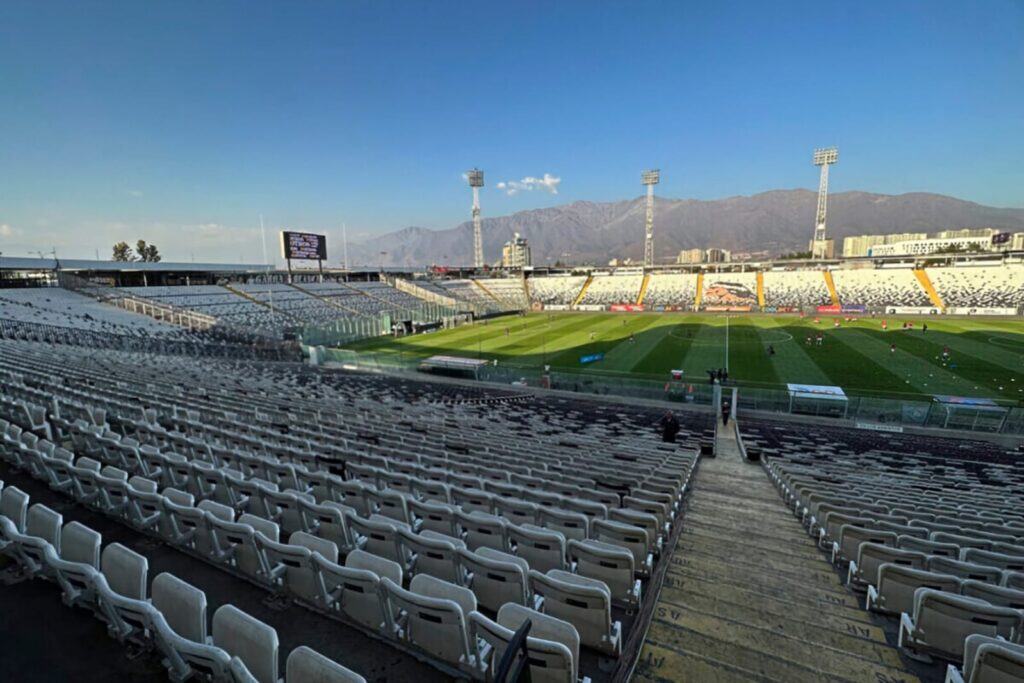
left=921, top=322, right=1024, bottom=376
left=337, top=312, right=1024, bottom=401
left=483, top=313, right=607, bottom=359
left=631, top=321, right=698, bottom=376
left=680, top=319, right=729, bottom=379
left=867, top=326, right=1022, bottom=398
left=603, top=315, right=675, bottom=373
left=774, top=323, right=915, bottom=397
left=543, top=314, right=659, bottom=368
left=759, top=316, right=832, bottom=386
left=726, top=318, right=782, bottom=386
left=842, top=328, right=992, bottom=398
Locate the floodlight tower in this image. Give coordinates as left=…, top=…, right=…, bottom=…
left=811, top=147, right=838, bottom=258
left=467, top=169, right=485, bottom=268
left=641, top=169, right=660, bottom=268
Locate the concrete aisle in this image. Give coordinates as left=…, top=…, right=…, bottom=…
left=631, top=420, right=928, bottom=683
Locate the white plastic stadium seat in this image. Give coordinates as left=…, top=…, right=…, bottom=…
left=530, top=569, right=622, bottom=656
left=382, top=574, right=482, bottom=674
left=899, top=589, right=1023, bottom=661
left=470, top=603, right=591, bottom=683
left=945, top=634, right=1024, bottom=683
left=212, top=604, right=281, bottom=683
left=866, top=565, right=961, bottom=616
left=286, top=646, right=367, bottom=683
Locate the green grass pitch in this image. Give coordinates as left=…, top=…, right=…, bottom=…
left=341, top=312, right=1024, bottom=402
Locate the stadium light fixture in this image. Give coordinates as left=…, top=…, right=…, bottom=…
left=641, top=169, right=660, bottom=268
left=467, top=169, right=485, bottom=268
left=811, top=148, right=838, bottom=258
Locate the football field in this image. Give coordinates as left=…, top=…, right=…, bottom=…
left=341, top=312, right=1024, bottom=401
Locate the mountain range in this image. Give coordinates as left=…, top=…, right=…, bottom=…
left=346, top=190, right=1024, bottom=266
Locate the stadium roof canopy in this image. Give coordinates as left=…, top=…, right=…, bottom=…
left=0, top=256, right=425, bottom=275
left=0, top=256, right=265, bottom=273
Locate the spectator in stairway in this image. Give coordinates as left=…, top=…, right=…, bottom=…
left=658, top=411, right=680, bottom=443
left=721, top=400, right=732, bottom=426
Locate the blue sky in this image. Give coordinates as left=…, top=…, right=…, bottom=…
left=1, top=0, right=1022, bottom=262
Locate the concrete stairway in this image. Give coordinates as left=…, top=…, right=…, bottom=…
left=631, top=420, right=931, bottom=683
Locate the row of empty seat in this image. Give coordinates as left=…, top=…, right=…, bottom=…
left=757, top=419, right=1024, bottom=681
left=0, top=335, right=708, bottom=681
left=519, top=264, right=1024, bottom=310
left=0, top=481, right=366, bottom=683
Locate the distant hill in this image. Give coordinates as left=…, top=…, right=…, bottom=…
left=346, top=190, right=1024, bottom=266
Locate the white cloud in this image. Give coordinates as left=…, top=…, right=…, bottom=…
left=127, top=190, right=143, bottom=198
left=496, top=173, right=561, bottom=196
left=0, top=223, right=21, bottom=237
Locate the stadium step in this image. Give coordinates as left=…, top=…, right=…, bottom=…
left=634, top=421, right=930, bottom=683
left=636, top=273, right=651, bottom=305
left=339, top=279, right=416, bottom=312
left=470, top=278, right=502, bottom=303
left=221, top=283, right=300, bottom=322
left=572, top=275, right=593, bottom=307
left=823, top=270, right=841, bottom=306
left=914, top=268, right=945, bottom=309
left=287, top=282, right=364, bottom=315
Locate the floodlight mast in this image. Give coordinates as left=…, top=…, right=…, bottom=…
left=467, top=169, right=485, bottom=268
left=812, top=148, right=838, bottom=258
left=641, top=169, right=660, bottom=268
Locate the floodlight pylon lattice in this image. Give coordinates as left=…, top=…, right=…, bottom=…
left=811, top=148, right=838, bottom=258
left=467, top=169, right=485, bottom=268
left=641, top=170, right=660, bottom=268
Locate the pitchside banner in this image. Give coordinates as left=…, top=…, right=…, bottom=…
left=945, top=307, right=1018, bottom=316
left=885, top=306, right=941, bottom=315
left=705, top=305, right=752, bottom=312
left=841, top=304, right=867, bottom=313
left=545, top=304, right=569, bottom=311
left=574, top=305, right=605, bottom=312
left=609, top=304, right=645, bottom=312
left=816, top=305, right=842, bottom=314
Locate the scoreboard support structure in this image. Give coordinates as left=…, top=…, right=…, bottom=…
left=284, top=255, right=324, bottom=283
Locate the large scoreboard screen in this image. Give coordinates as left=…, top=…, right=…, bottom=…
left=281, top=231, right=328, bottom=260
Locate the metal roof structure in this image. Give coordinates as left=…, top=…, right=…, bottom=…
left=0, top=256, right=427, bottom=275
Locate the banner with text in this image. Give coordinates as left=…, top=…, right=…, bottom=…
left=705, top=305, right=752, bottom=312
left=885, top=306, right=941, bottom=315
left=945, top=307, right=1018, bottom=316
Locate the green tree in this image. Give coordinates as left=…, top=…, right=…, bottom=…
left=135, top=240, right=162, bottom=263
left=779, top=250, right=812, bottom=260
left=112, top=241, right=135, bottom=261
